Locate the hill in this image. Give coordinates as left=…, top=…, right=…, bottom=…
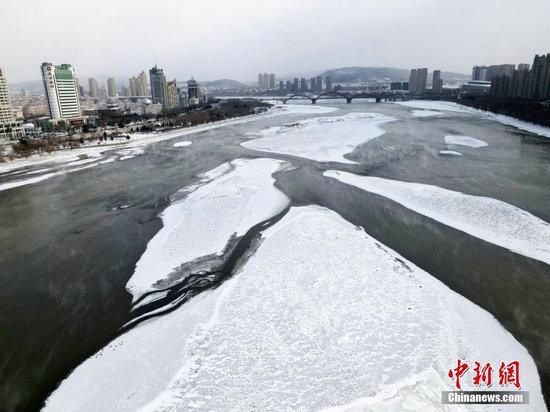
left=319, top=66, right=470, bottom=83
left=200, top=79, right=247, bottom=90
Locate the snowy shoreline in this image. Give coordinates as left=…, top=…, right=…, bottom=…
left=397, top=100, right=550, bottom=138
left=0, top=104, right=338, bottom=175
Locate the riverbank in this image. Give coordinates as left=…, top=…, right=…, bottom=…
left=457, top=98, right=550, bottom=128
left=0, top=103, right=338, bottom=175
left=0, top=99, right=272, bottom=168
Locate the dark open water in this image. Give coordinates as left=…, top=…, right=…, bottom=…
left=0, top=101, right=549, bottom=411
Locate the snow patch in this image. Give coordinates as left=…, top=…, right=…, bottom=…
left=445, top=135, right=488, bottom=148
left=439, top=150, right=463, bottom=156
left=173, top=141, right=192, bottom=147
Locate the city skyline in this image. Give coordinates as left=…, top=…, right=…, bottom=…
left=2, top=0, right=550, bottom=84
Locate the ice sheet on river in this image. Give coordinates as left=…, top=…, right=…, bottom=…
left=325, top=170, right=550, bottom=266
left=241, top=112, right=395, bottom=163
left=44, top=206, right=544, bottom=411
left=444, top=135, right=488, bottom=148
left=125, top=158, right=290, bottom=301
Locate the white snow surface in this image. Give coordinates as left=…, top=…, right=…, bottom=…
left=44, top=206, right=544, bottom=411
left=125, top=158, right=290, bottom=301
left=411, top=110, right=442, bottom=118
left=397, top=100, right=550, bottom=138
left=242, top=112, right=395, bottom=163
left=445, top=135, right=488, bottom=148
left=325, top=170, right=550, bottom=266
left=173, top=140, right=192, bottom=147
left=439, top=150, right=463, bottom=156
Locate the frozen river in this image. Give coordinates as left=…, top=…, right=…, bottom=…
left=1, top=101, right=549, bottom=411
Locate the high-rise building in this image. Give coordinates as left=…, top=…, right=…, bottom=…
left=88, top=77, right=99, bottom=97
left=268, top=73, right=275, bottom=89
left=41, top=62, right=82, bottom=120
left=258, top=73, right=263, bottom=89
left=107, top=78, right=116, bottom=97
left=286, top=80, right=291, bottom=92
left=262, top=73, right=269, bottom=90
left=472, top=66, right=488, bottom=81
left=149, top=65, right=167, bottom=107
left=0, top=68, right=22, bottom=139
left=178, top=88, right=189, bottom=108
left=279, top=80, right=284, bottom=91
left=292, top=78, right=298, bottom=93
left=325, top=75, right=333, bottom=92
left=187, top=77, right=200, bottom=105
left=408, top=68, right=427, bottom=95
left=310, top=77, right=316, bottom=94
left=488, top=53, right=550, bottom=100
left=416, top=68, right=427, bottom=94
left=432, top=70, right=443, bottom=95
left=408, top=69, right=417, bottom=94
left=486, top=64, right=515, bottom=81
left=300, top=78, right=307, bottom=93
left=315, top=75, right=323, bottom=93
left=518, top=63, right=531, bottom=71
left=138, top=71, right=148, bottom=96
left=129, top=78, right=137, bottom=96
left=526, top=53, right=550, bottom=99
left=165, top=80, right=180, bottom=110
left=128, top=71, right=148, bottom=97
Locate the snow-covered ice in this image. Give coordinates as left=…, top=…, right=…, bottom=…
left=242, top=112, right=395, bottom=163
left=411, top=110, right=442, bottom=118
left=173, top=141, right=192, bottom=147
left=444, top=135, right=488, bottom=148
left=439, top=150, right=463, bottom=156
left=325, top=170, right=550, bottom=266
left=125, top=158, right=290, bottom=301
left=44, top=206, right=545, bottom=411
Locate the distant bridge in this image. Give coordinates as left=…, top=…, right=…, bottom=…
left=238, top=91, right=406, bottom=104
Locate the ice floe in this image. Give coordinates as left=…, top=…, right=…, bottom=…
left=173, top=141, right=192, bottom=147
left=44, top=206, right=545, bottom=411
left=445, top=135, right=488, bottom=148
left=325, top=170, right=550, bottom=266
left=125, top=158, right=291, bottom=301
left=439, top=150, right=463, bottom=156
left=241, top=112, right=395, bottom=163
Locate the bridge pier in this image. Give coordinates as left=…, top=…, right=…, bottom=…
left=346, top=98, right=352, bottom=104
left=311, top=99, right=317, bottom=104
left=375, top=97, right=382, bottom=103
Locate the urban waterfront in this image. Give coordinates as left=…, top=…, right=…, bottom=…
left=1, top=101, right=549, bottom=410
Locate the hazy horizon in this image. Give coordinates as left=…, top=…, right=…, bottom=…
left=1, top=0, right=549, bottom=84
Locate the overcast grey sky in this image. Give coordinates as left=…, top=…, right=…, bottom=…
left=1, top=0, right=550, bottom=83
